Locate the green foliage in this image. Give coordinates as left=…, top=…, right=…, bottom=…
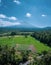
left=31, top=31, right=51, bottom=46
left=10, top=32, right=16, bottom=36
left=0, top=45, right=51, bottom=65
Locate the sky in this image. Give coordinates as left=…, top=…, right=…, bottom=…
left=0, top=0, right=51, bottom=28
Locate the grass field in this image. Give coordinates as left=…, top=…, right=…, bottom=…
left=0, top=35, right=51, bottom=53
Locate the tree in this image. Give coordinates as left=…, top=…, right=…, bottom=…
left=10, top=32, right=16, bottom=36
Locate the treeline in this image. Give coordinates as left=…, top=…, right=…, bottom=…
left=0, top=45, right=51, bottom=65
left=31, top=31, right=51, bottom=46
left=0, top=32, right=31, bottom=37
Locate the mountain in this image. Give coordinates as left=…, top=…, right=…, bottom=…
left=44, top=27, right=51, bottom=30
left=0, top=26, right=51, bottom=34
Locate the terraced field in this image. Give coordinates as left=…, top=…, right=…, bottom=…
left=0, top=35, right=51, bottom=53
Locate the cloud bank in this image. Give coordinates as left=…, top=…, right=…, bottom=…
left=0, top=14, right=6, bottom=18
left=0, top=14, right=21, bottom=27
left=0, top=14, right=17, bottom=20
left=8, top=16, right=17, bottom=20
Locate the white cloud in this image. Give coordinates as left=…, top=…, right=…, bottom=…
left=0, top=19, right=21, bottom=27
left=0, top=0, right=1, bottom=3
left=8, top=16, right=17, bottom=20
left=0, top=14, right=21, bottom=27
left=26, top=13, right=32, bottom=18
left=41, top=14, right=47, bottom=17
left=0, top=14, right=7, bottom=18
left=13, top=0, right=21, bottom=5
left=0, top=14, right=17, bottom=20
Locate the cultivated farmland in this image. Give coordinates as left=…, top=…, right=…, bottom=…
left=0, top=35, right=50, bottom=53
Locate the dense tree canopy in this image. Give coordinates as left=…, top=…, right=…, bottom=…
left=31, top=31, right=51, bottom=46
left=0, top=45, right=51, bottom=65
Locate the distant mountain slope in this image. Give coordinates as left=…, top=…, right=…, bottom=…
left=0, top=26, right=51, bottom=34
left=43, top=27, right=51, bottom=30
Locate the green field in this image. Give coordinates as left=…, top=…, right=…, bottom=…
left=0, top=35, right=51, bottom=53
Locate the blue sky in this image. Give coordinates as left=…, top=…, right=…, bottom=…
left=0, top=0, right=51, bottom=28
